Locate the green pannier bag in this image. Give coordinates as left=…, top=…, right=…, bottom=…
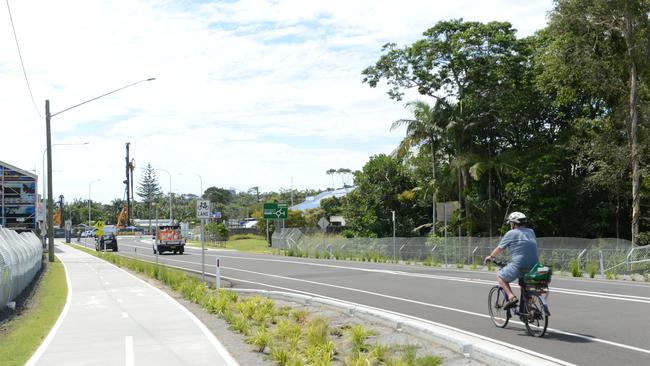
left=524, top=262, right=552, bottom=285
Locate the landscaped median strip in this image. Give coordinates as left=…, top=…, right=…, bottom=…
left=0, top=258, right=67, bottom=366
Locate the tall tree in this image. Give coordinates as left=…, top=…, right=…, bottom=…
left=137, top=164, right=163, bottom=219
left=364, top=19, right=530, bottom=235
left=391, top=100, right=451, bottom=234
left=541, top=0, right=650, bottom=244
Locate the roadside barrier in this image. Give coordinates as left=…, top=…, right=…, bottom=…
left=272, top=228, right=647, bottom=274
left=0, top=227, right=43, bottom=310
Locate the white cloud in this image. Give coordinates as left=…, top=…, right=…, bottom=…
left=0, top=0, right=552, bottom=204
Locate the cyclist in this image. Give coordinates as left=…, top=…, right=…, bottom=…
left=484, top=212, right=539, bottom=310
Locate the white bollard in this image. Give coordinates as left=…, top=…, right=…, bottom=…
left=216, top=256, right=221, bottom=289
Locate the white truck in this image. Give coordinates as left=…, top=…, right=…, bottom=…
left=153, top=224, right=185, bottom=255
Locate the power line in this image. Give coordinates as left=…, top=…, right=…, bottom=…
left=5, top=0, right=43, bottom=119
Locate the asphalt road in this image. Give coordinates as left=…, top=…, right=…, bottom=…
left=80, top=236, right=650, bottom=365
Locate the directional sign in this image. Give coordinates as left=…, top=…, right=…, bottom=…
left=263, top=203, right=288, bottom=219
left=94, top=220, right=105, bottom=237
left=197, top=200, right=211, bottom=219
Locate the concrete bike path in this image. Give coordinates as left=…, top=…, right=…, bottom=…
left=26, top=242, right=238, bottom=366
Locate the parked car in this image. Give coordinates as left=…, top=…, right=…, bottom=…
left=96, top=234, right=118, bottom=252
left=81, top=229, right=96, bottom=238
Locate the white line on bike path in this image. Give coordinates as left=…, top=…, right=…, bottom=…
left=112, top=249, right=650, bottom=357
left=132, top=248, right=650, bottom=304
left=125, top=336, right=134, bottom=366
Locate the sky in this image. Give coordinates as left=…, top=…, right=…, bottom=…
left=1, top=0, right=553, bottom=204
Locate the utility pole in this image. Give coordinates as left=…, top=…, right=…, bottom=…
left=125, top=143, right=131, bottom=226
left=45, top=100, right=54, bottom=262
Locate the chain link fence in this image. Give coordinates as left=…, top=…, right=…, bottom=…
left=272, top=228, right=647, bottom=274
left=0, top=227, right=43, bottom=311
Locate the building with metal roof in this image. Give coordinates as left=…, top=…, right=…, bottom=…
left=0, top=160, right=38, bottom=231
left=290, top=187, right=353, bottom=211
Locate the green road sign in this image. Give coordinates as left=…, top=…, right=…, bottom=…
left=263, top=203, right=288, bottom=219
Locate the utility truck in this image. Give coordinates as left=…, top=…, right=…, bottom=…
left=153, top=224, right=185, bottom=254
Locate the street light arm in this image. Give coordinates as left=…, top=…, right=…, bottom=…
left=51, top=78, right=156, bottom=117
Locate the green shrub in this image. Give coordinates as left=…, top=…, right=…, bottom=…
left=291, top=309, right=309, bottom=323
left=469, top=263, right=478, bottom=270
left=306, top=317, right=329, bottom=347
left=456, top=262, right=464, bottom=269
left=345, top=351, right=376, bottom=366
left=348, top=324, right=376, bottom=352
left=230, top=315, right=251, bottom=335
left=415, top=355, right=443, bottom=366
left=636, top=232, right=650, bottom=246
left=570, top=260, right=582, bottom=277
left=606, top=271, right=617, bottom=280
left=275, top=319, right=302, bottom=341
left=369, top=344, right=389, bottom=363
left=247, top=326, right=272, bottom=352
left=587, top=263, right=598, bottom=278
left=271, top=346, right=290, bottom=366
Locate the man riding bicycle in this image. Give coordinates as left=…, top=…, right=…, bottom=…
left=484, top=212, right=539, bottom=310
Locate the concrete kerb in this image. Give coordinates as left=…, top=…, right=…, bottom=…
left=230, top=289, right=574, bottom=366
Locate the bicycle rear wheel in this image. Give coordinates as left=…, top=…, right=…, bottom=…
left=523, top=294, right=548, bottom=337
left=488, top=286, right=510, bottom=328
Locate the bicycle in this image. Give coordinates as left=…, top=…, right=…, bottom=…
left=487, top=260, right=551, bottom=337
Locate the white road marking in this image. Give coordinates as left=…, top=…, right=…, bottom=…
left=125, top=336, right=134, bottom=366
left=125, top=249, right=650, bottom=303
left=222, top=266, right=650, bottom=357
left=223, top=275, right=576, bottom=366
left=122, top=312, right=129, bottom=318
left=117, top=242, right=650, bottom=356
left=117, top=299, right=124, bottom=303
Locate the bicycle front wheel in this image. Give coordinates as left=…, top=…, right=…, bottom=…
left=488, top=286, right=510, bottom=328
left=523, top=294, right=548, bottom=337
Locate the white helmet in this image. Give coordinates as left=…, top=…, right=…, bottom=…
left=506, top=211, right=527, bottom=224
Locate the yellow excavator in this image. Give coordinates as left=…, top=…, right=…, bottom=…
left=117, top=205, right=129, bottom=228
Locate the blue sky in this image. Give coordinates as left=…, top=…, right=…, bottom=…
left=0, top=0, right=553, bottom=203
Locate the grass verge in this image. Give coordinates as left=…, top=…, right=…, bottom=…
left=188, top=236, right=276, bottom=254
left=0, top=258, right=67, bottom=366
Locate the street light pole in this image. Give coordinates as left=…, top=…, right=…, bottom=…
left=45, top=78, right=155, bottom=262
left=88, top=179, right=100, bottom=226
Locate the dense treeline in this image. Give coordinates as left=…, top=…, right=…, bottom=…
left=334, top=1, right=650, bottom=242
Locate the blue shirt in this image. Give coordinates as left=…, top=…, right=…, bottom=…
left=498, top=227, right=539, bottom=268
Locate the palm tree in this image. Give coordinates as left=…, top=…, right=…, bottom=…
left=391, top=100, right=451, bottom=234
